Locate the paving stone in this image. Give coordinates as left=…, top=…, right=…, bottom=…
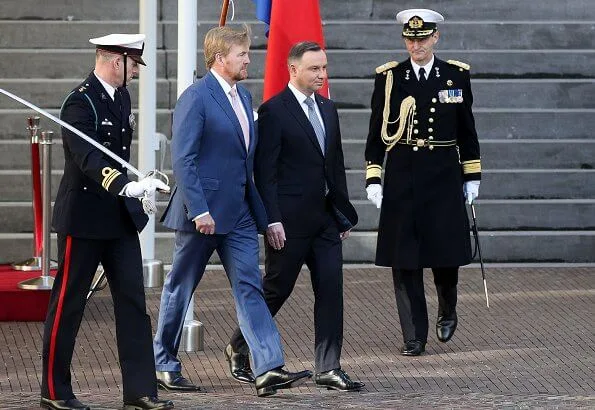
left=0, top=267, right=593, bottom=408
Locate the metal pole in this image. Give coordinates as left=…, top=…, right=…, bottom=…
left=139, top=0, right=165, bottom=288
left=12, top=117, right=43, bottom=270
left=178, top=0, right=203, bottom=352
left=19, top=131, right=55, bottom=290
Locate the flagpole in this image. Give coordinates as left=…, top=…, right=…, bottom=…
left=219, top=0, right=230, bottom=26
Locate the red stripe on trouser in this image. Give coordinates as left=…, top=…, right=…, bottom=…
left=47, top=235, right=72, bottom=399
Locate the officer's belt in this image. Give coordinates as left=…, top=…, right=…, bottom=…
left=397, top=138, right=457, bottom=150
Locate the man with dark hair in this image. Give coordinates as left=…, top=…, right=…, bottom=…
left=227, top=41, right=363, bottom=392
left=41, top=33, right=172, bottom=410
left=365, top=8, right=482, bottom=356
left=153, top=25, right=311, bottom=397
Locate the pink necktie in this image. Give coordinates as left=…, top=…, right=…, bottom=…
left=229, top=88, right=250, bottom=149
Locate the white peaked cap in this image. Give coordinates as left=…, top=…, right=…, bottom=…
left=396, top=9, right=445, bottom=24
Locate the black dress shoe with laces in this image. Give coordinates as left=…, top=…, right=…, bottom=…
left=254, top=367, right=313, bottom=397
left=40, top=397, right=90, bottom=410
left=315, top=368, right=364, bottom=391
left=156, top=370, right=201, bottom=392
left=224, top=343, right=255, bottom=383
left=400, top=340, right=426, bottom=356
left=123, top=396, right=174, bottom=410
left=436, top=314, right=458, bottom=342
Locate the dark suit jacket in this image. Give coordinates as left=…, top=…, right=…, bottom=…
left=52, top=72, right=147, bottom=238
left=255, top=86, right=357, bottom=237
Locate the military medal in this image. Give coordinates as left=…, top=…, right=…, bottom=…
left=438, top=89, right=463, bottom=103
left=447, top=79, right=453, bottom=87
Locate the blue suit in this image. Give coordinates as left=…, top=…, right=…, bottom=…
left=154, top=71, right=284, bottom=376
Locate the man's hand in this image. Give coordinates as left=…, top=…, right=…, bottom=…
left=463, top=180, right=481, bottom=205
left=366, top=184, right=383, bottom=209
left=123, top=177, right=170, bottom=198
left=266, top=224, right=286, bottom=250
left=340, top=229, right=351, bottom=241
left=195, top=214, right=216, bottom=235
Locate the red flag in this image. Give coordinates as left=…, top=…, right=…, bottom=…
left=263, top=0, right=328, bottom=101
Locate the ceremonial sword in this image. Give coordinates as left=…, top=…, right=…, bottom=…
left=470, top=203, right=490, bottom=308
left=0, top=87, right=169, bottom=190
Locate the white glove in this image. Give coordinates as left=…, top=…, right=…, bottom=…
left=123, top=177, right=170, bottom=198
left=366, top=184, right=383, bottom=209
left=463, top=180, right=480, bottom=204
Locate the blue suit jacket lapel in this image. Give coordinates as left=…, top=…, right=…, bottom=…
left=205, top=72, right=247, bottom=153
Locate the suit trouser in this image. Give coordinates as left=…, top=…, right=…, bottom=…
left=230, top=212, right=344, bottom=373
left=391, top=267, right=458, bottom=343
left=153, top=202, right=285, bottom=377
left=41, top=232, right=157, bottom=401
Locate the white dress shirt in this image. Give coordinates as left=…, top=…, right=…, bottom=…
left=94, top=71, right=117, bottom=100
left=410, top=55, right=435, bottom=80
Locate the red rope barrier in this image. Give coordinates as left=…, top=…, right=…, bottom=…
left=31, top=141, right=43, bottom=256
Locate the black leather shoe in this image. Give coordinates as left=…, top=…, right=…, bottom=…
left=315, top=368, right=364, bottom=391
left=40, top=397, right=90, bottom=410
left=224, top=343, right=255, bottom=383
left=255, top=367, right=313, bottom=397
left=156, top=370, right=201, bottom=392
left=123, top=396, right=174, bottom=410
left=400, top=340, right=426, bottom=356
left=436, top=314, right=458, bottom=343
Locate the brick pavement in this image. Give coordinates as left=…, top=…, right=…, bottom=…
left=0, top=267, right=594, bottom=409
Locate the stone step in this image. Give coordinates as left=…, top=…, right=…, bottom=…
left=3, top=199, right=594, bottom=233
left=1, top=20, right=593, bottom=51
left=1, top=169, right=594, bottom=201
left=2, top=139, right=595, bottom=171
left=3, top=49, right=594, bottom=80
left=1, top=108, right=592, bottom=141
left=1, top=0, right=592, bottom=21
left=2, top=79, right=594, bottom=110
left=1, top=230, right=594, bottom=264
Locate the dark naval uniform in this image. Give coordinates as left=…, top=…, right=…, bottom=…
left=365, top=57, right=481, bottom=347
left=41, top=72, right=157, bottom=402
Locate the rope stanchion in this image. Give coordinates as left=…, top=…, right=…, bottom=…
left=19, top=131, right=55, bottom=290
left=12, top=117, right=57, bottom=272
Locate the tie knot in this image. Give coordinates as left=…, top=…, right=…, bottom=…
left=304, top=97, right=315, bottom=108
left=229, top=88, right=238, bottom=98
left=419, top=67, right=426, bottom=76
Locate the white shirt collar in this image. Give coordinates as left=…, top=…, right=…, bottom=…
left=410, top=55, right=435, bottom=79
left=94, top=71, right=117, bottom=100
left=288, top=82, right=315, bottom=106
left=210, top=68, right=237, bottom=97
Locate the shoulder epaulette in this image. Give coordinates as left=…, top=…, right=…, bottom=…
left=375, top=61, right=398, bottom=74
left=447, top=60, right=470, bottom=71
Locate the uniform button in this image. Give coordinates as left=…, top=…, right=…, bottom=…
left=429, top=136, right=434, bottom=140
left=123, top=146, right=127, bottom=150
left=83, top=186, right=88, bottom=190
left=122, top=128, right=126, bottom=132
left=429, top=118, right=434, bottom=123
left=413, top=146, right=418, bottom=152
left=428, top=128, right=433, bottom=133
left=413, top=129, right=419, bottom=134
left=430, top=108, right=436, bottom=113
left=107, top=132, right=111, bottom=136
left=413, top=119, right=418, bottom=124
left=432, top=98, right=437, bottom=103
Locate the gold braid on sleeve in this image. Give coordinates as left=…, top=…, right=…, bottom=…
left=380, top=70, right=416, bottom=152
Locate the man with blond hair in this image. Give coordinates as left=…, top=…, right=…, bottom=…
left=153, top=25, right=311, bottom=397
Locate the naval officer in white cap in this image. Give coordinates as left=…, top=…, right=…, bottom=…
left=40, top=34, right=172, bottom=410
left=365, top=9, right=482, bottom=356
